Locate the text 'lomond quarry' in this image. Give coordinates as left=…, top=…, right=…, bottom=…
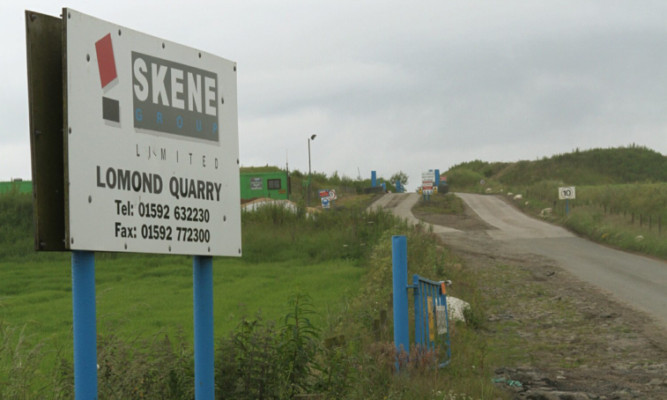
left=96, top=166, right=222, bottom=201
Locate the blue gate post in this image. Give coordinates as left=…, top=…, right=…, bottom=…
left=72, top=250, right=98, bottom=399
left=392, top=235, right=409, bottom=368
left=194, top=255, right=215, bottom=399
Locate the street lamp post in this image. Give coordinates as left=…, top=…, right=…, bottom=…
left=307, top=134, right=316, bottom=206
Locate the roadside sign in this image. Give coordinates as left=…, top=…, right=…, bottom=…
left=321, top=198, right=330, bottom=209
left=558, top=186, right=576, bottom=200
left=422, top=171, right=435, bottom=195
left=64, top=9, right=240, bottom=256
left=319, top=189, right=337, bottom=200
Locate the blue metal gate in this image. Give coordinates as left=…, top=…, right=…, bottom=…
left=413, top=274, right=451, bottom=368
left=392, top=235, right=452, bottom=370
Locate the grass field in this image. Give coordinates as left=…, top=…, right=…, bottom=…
left=0, top=255, right=364, bottom=346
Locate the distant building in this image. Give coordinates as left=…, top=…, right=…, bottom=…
left=239, top=171, right=289, bottom=202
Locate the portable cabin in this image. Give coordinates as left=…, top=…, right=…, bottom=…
left=239, top=171, right=289, bottom=201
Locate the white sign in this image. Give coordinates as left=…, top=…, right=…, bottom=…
left=422, top=171, right=435, bottom=195
left=65, top=9, right=241, bottom=256
left=558, top=186, right=576, bottom=200
left=250, top=178, right=263, bottom=190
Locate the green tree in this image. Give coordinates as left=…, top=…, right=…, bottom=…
left=390, top=171, right=408, bottom=187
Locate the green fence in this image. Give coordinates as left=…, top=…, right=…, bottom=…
left=0, top=180, right=32, bottom=194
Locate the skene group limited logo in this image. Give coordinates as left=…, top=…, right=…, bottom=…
left=94, top=33, right=220, bottom=142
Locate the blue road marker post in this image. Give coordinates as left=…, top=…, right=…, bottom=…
left=392, top=235, right=409, bottom=370
left=194, top=255, right=215, bottom=399
left=71, top=250, right=98, bottom=399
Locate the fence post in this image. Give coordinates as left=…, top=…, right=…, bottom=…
left=413, top=275, right=422, bottom=348
left=392, top=235, right=409, bottom=365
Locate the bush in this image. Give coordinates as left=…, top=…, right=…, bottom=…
left=216, top=293, right=324, bottom=399
left=445, top=169, right=485, bottom=191
left=55, top=330, right=195, bottom=400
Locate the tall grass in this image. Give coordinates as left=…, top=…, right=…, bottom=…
left=0, top=191, right=34, bottom=259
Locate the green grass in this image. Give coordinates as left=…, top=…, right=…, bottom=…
left=0, top=255, right=363, bottom=352
left=413, top=193, right=465, bottom=215
left=0, top=255, right=364, bottom=399
left=447, top=146, right=666, bottom=187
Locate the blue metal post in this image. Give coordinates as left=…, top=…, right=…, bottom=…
left=371, top=170, right=377, bottom=187
left=426, top=284, right=432, bottom=350
left=392, top=236, right=409, bottom=360
left=435, top=169, right=440, bottom=186
left=194, top=256, right=214, bottom=399
left=413, top=276, right=422, bottom=347
left=439, top=285, right=452, bottom=364
left=72, top=250, right=97, bottom=399
left=396, top=179, right=401, bottom=193
left=566, top=199, right=570, bottom=216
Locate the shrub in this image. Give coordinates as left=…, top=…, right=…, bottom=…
left=216, top=293, right=323, bottom=399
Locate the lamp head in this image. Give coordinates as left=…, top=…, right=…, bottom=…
left=310, top=134, right=317, bottom=141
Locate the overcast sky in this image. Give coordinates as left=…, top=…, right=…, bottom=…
left=3, top=1, right=666, bottom=188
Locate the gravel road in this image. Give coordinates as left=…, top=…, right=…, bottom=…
left=455, top=192, right=667, bottom=331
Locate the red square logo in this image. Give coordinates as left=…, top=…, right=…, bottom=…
left=95, top=34, right=117, bottom=88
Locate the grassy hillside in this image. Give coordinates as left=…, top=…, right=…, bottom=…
left=444, top=145, right=667, bottom=258
left=446, top=145, right=666, bottom=187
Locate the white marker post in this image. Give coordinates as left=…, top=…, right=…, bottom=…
left=558, top=186, right=576, bottom=215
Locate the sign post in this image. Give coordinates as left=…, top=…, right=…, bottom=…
left=71, top=250, right=97, bottom=399
left=26, top=8, right=241, bottom=399
left=421, top=171, right=435, bottom=200
left=558, top=186, right=576, bottom=216
left=392, top=235, right=409, bottom=368
left=319, top=189, right=337, bottom=208
left=193, top=255, right=214, bottom=398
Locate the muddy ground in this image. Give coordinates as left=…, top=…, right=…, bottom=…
left=414, top=205, right=667, bottom=399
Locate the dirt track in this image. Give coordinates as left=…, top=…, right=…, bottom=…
left=371, top=193, right=667, bottom=399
